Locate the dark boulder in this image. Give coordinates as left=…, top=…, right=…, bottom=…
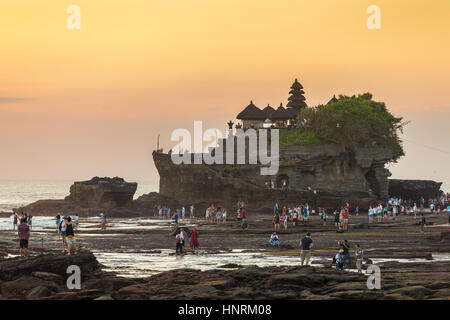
left=65, top=177, right=137, bottom=209
left=388, top=179, right=442, bottom=201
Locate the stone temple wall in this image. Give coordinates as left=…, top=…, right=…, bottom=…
left=153, top=137, right=395, bottom=209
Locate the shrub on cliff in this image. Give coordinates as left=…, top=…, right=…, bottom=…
left=280, top=93, right=406, bottom=162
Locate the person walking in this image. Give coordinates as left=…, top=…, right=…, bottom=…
left=300, top=232, right=314, bottom=266
left=65, top=217, right=77, bottom=256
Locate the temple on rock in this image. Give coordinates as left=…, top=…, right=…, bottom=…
left=153, top=77, right=401, bottom=209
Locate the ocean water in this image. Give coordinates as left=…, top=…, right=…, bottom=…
left=0, top=180, right=159, bottom=212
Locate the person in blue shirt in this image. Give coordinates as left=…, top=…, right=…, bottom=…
left=300, top=232, right=314, bottom=266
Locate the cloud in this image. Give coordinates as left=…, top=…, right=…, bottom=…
left=0, top=97, right=32, bottom=103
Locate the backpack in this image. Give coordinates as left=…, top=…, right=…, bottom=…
left=176, top=235, right=181, bottom=243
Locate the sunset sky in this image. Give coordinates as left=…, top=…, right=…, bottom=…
left=1, top=0, right=449, bottom=191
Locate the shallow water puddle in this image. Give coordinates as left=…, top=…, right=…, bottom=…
left=93, top=249, right=323, bottom=278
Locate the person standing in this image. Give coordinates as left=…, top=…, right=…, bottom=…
left=18, top=218, right=30, bottom=257
left=339, top=240, right=351, bottom=267
left=55, top=215, right=61, bottom=233
left=420, top=214, right=426, bottom=233
left=181, top=227, right=188, bottom=251
left=368, top=206, right=374, bottom=224
left=190, top=227, right=199, bottom=252
left=27, top=214, right=33, bottom=230
left=13, top=213, right=18, bottom=230
left=342, top=209, right=349, bottom=231
left=175, top=230, right=183, bottom=256
left=322, top=210, right=328, bottom=226
left=273, top=210, right=280, bottom=232
left=355, top=244, right=364, bottom=273
left=59, top=217, right=67, bottom=253
left=190, top=205, right=195, bottom=218
left=300, top=232, right=314, bottom=266
left=65, top=217, right=77, bottom=256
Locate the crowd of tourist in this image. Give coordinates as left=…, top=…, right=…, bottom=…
left=11, top=192, right=449, bottom=274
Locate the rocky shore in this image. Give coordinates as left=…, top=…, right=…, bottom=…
left=0, top=211, right=449, bottom=300
left=1, top=249, right=448, bottom=300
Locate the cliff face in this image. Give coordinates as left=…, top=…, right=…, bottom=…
left=153, top=144, right=394, bottom=209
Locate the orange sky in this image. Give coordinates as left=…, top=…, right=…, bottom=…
left=0, top=0, right=449, bottom=191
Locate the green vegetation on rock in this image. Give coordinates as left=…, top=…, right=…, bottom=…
left=279, top=93, right=406, bottom=162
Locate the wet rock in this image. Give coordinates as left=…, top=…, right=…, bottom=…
left=389, top=286, right=433, bottom=299
left=0, top=251, right=100, bottom=281
left=31, top=271, right=64, bottom=283
left=95, top=294, right=114, bottom=300
left=1, top=276, right=57, bottom=297
left=218, top=263, right=242, bottom=269
left=27, top=286, right=51, bottom=298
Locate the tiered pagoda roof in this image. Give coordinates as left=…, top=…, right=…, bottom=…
left=286, top=78, right=307, bottom=110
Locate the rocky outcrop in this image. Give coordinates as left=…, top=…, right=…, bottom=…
left=65, top=177, right=137, bottom=209
left=16, top=177, right=137, bottom=217
left=388, top=179, right=443, bottom=201
left=153, top=143, right=395, bottom=210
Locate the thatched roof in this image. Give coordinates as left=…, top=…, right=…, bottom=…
left=236, top=101, right=266, bottom=120
left=262, top=104, right=275, bottom=119
left=327, top=94, right=339, bottom=104
left=269, top=103, right=290, bottom=121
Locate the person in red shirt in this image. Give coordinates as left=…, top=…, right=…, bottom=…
left=342, top=210, right=349, bottom=231
left=241, top=208, right=247, bottom=219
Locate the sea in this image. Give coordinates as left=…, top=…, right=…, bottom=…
left=0, top=180, right=159, bottom=213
